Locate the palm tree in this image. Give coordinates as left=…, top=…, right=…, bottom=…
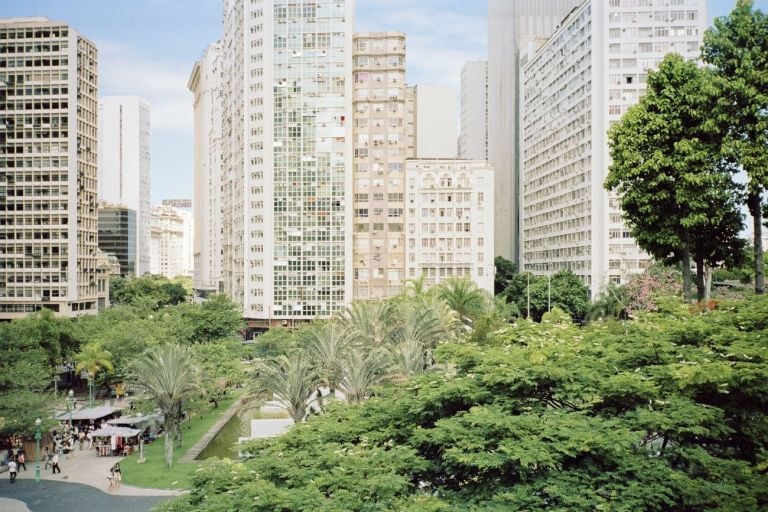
left=339, top=348, right=391, bottom=404
left=435, top=278, right=487, bottom=328
left=257, top=351, right=318, bottom=423
left=75, top=341, right=114, bottom=407
left=130, top=344, right=200, bottom=468
left=302, top=322, right=347, bottom=396
left=391, top=339, right=428, bottom=379
left=339, top=300, right=393, bottom=347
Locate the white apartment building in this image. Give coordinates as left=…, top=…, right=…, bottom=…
left=488, top=0, right=584, bottom=262
left=405, top=159, right=494, bottom=294
left=0, top=17, right=101, bottom=318
left=220, top=0, right=353, bottom=326
left=149, top=203, right=194, bottom=278
left=352, top=32, right=409, bottom=300
left=98, top=95, right=151, bottom=276
left=188, top=43, right=223, bottom=293
left=458, top=60, right=488, bottom=161
left=411, top=85, right=457, bottom=159
left=519, top=0, right=707, bottom=295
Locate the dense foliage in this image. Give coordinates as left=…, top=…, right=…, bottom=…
left=162, top=296, right=768, bottom=511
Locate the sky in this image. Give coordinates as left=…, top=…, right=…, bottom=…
left=2, top=0, right=764, bottom=205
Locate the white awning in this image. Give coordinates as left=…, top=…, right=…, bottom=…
left=90, top=426, right=141, bottom=438
left=56, top=406, right=119, bottom=421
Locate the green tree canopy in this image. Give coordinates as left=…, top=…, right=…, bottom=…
left=606, top=53, right=745, bottom=301
left=160, top=296, right=768, bottom=511
left=514, top=270, right=590, bottom=322
left=703, top=0, right=768, bottom=294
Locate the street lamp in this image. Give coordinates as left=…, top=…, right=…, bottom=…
left=137, top=412, right=146, bottom=463
left=66, top=389, right=76, bottom=428
left=34, top=417, right=42, bottom=482
left=88, top=371, right=94, bottom=408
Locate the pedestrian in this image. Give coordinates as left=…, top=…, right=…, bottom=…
left=43, top=446, right=51, bottom=469
left=78, top=431, right=85, bottom=450
left=51, top=452, right=61, bottom=474
left=16, top=451, right=26, bottom=471
left=86, top=431, right=93, bottom=450
left=110, top=462, right=122, bottom=489
left=8, top=459, right=17, bottom=483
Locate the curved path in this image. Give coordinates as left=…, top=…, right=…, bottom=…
left=0, top=479, right=169, bottom=512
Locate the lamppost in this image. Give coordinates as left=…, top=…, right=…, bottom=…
left=66, top=389, right=76, bottom=428
left=88, top=371, right=94, bottom=408
left=34, top=417, right=42, bottom=482
left=137, top=412, right=146, bottom=463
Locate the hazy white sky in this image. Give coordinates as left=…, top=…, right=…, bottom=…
left=2, top=0, right=763, bottom=204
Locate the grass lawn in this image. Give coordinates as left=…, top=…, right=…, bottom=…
left=120, top=394, right=239, bottom=490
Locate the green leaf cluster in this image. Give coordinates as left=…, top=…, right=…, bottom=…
left=161, top=295, right=768, bottom=511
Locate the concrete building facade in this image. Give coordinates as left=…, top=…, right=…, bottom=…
left=488, top=0, right=583, bottom=262
left=0, top=17, right=101, bottom=318
left=458, top=60, right=488, bottom=161
left=411, top=84, right=457, bottom=159
left=519, top=0, right=707, bottom=294
left=189, top=43, right=223, bottom=294
left=98, top=95, right=151, bottom=276
left=220, top=0, right=354, bottom=326
left=405, top=159, right=494, bottom=294
left=351, top=32, right=409, bottom=300
left=150, top=203, right=194, bottom=279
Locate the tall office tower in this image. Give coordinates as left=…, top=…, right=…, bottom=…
left=410, top=84, right=457, bottom=159
left=189, top=42, right=224, bottom=294
left=149, top=203, right=194, bottom=278
left=458, top=60, right=488, bottom=161
left=0, top=18, right=100, bottom=318
left=97, top=203, right=136, bottom=277
left=488, top=0, right=583, bottom=262
left=405, top=159, right=495, bottom=294
left=220, top=0, right=354, bottom=327
left=351, top=32, right=408, bottom=300
left=98, top=96, right=151, bottom=276
left=519, top=0, right=707, bottom=295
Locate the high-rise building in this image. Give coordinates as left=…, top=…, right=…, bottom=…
left=410, top=84, right=457, bottom=159
left=219, top=0, right=353, bottom=326
left=0, top=17, right=100, bottom=318
left=189, top=43, right=223, bottom=294
left=98, top=95, right=151, bottom=276
left=488, top=0, right=583, bottom=262
left=149, top=203, right=194, bottom=278
left=97, top=204, right=136, bottom=277
left=458, top=60, right=488, bottom=161
left=519, top=0, right=707, bottom=295
left=351, top=32, right=409, bottom=300
left=405, top=159, right=495, bottom=294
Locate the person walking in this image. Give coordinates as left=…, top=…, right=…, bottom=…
left=43, top=446, right=51, bottom=470
left=109, top=462, right=122, bottom=489
left=16, top=451, right=26, bottom=471
left=8, top=459, right=17, bottom=483
left=51, top=452, right=61, bottom=474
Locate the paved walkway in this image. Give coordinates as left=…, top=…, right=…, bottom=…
left=0, top=479, right=168, bottom=512
left=13, top=446, right=181, bottom=497
left=179, top=397, right=243, bottom=463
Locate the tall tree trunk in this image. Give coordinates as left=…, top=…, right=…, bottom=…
left=695, top=256, right=706, bottom=302
left=681, top=246, right=693, bottom=303
left=749, top=191, right=764, bottom=295
left=704, top=264, right=713, bottom=301
left=164, top=423, right=174, bottom=468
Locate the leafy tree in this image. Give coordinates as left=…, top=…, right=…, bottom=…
left=177, top=294, right=244, bottom=343
left=110, top=275, right=190, bottom=307
left=75, top=340, right=114, bottom=403
left=160, top=296, right=768, bottom=511
left=255, top=352, right=318, bottom=423
left=606, top=54, right=745, bottom=301
left=703, top=0, right=768, bottom=294
left=515, top=270, right=590, bottom=322
left=434, top=278, right=487, bottom=327
left=0, top=323, right=52, bottom=435
left=493, top=256, right=517, bottom=295
left=130, top=344, right=201, bottom=468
